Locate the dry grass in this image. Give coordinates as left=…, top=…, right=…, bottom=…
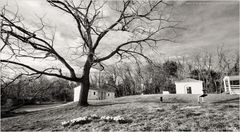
left=1, top=94, right=239, bottom=131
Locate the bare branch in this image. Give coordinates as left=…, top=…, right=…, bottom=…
left=1, top=9, right=77, bottom=78
left=0, top=60, right=81, bottom=82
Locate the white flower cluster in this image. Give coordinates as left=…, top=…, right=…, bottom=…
left=61, top=121, right=70, bottom=127
left=100, top=116, right=114, bottom=122
left=61, top=114, right=128, bottom=127
left=90, top=114, right=99, bottom=119
left=113, top=115, right=125, bottom=121
left=100, top=115, right=126, bottom=123
left=61, top=116, right=92, bottom=127
left=70, top=117, right=90, bottom=124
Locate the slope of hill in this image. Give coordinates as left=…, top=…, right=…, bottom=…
left=1, top=94, right=239, bottom=131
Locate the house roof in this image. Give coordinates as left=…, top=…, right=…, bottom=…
left=228, top=75, right=239, bottom=80
left=89, top=88, right=115, bottom=92
left=99, top=87, right=115, bottom=92
left=175, top=78, right=203, bottom=83
left=89, top=86, right=100, bottom=90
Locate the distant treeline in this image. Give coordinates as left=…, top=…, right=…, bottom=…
left=91, top=49, right=239, bottom=97
left=1, top=48, right=239, bottom=104
left=1, top=77, right=77, bottom=106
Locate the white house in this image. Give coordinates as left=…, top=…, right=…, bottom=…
left=175, top=78, right=203, bottom=94
left=74, top=86, right=115, bottom=102
left=223, top=75, right=240, bottom=94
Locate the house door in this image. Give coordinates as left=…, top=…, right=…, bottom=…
left=186, top=86, right=192, bottom=94
left=100, top=91, right=106, bottom=100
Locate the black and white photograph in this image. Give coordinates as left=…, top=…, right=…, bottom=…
left=0, top=0, right=239, bottom=131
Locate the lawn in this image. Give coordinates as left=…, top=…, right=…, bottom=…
left=1, top=94, right=239, bottom=131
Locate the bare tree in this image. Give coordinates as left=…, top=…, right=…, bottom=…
left=0, top=0, right=179, bottom=106
left=216, top=45, right=234, bottom=93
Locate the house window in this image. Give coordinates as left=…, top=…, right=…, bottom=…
left=186, top=87, right=192, bottom=94
left=231, top=80, right=239, bottom=85
left=93, top=92, right=96, bottom=95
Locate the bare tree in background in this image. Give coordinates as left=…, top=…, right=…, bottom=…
left=216, top=45, right=235, bottom=93
left=0, top=0, right=179, bottom=106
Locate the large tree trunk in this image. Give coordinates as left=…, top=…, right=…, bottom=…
left=78, top=77, right=90, bottom=106
left=78, top=54, right=93, bottom=106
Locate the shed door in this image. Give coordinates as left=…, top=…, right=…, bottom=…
left=186, top=86, right=192, bottom=94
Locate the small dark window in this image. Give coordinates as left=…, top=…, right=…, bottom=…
left=93, top=92, right=96, bottom=95
left=108, top=93, right=110, bottom=96
left=186, top=87, right=192, bottom=94
left=231, top=80, right=239, bottom=85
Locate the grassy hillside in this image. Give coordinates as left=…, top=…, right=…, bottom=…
left=108, top=94, right=240, bottom=103
left=1, top=94, right=239, bottom=131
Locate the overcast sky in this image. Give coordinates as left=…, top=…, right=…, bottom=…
left=0, top=0, right=239, bottom=74
left=168, top=1, right=239, bottom=57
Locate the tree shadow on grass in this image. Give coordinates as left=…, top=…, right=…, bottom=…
left=89, top=99, right=189, bottom=106
left=1, top=111, right=30, bottom=119
left=212, top=97, right=240, bottom=104
left=135, top=99, right=188, bottom=104
left=89, top=102, right=130, bottom=107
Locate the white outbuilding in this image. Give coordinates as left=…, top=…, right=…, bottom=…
left=175, top=78, right=203, bottom=94
left=223, top=75, right=240, bottom=94
left=73, top=86, right=115, bottom=102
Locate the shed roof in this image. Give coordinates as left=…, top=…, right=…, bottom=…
left=175, top=78, right=202, bottom=83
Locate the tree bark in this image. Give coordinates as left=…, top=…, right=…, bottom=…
left=77, top=54, right=93, bottom=106
left=78, top=77, right=90, bottom=106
